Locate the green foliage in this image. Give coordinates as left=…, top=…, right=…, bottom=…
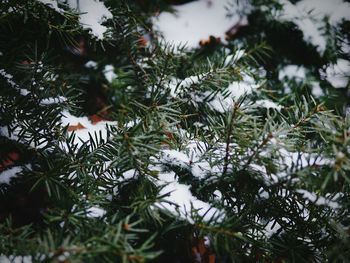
left=0, top=0, right=349, bottom=262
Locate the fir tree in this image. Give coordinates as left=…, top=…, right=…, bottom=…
left=0, top=0, right=349, bottom=262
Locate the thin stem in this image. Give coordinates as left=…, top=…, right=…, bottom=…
left=222, top=102, right=239, bottom=176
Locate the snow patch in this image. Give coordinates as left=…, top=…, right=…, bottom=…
left=37, top=0, right=63, bottom=12
left=40, top=96, right=67, bottom=105
left=66, top=0, right=112, bottom=39
left=168, top=74, right=205, bottom=97
left=103, top=64, right=117, bottom=83
left=0, top=125, right=48, bottom=149
left=276, top=0, right=350, bottom=54
left=322, top=59, right=350, bottom=88
left=19, top=89, right=30, bottom=96
left=258, top=187, right=269, bottom=199
left=278, top=148, right=330, bottom=171
left=162, top=149, right=191, bottom=168
left=86, top=206, right=106, bottom=218
left=264, top=220, right=281, bottom=237
left=85, top=60, right=98, bottom=69
left=160, top=140, right=224, bottom=179
left=191, top=73, right=260, bottom=112
left=39, top=0, right=112, bottom=39
left=153, top=0, right=251, bottom=48
left=213, top=190, right=223, bottom=200
left=310, top=81, right=323, bottom=97
left=279, top=65, right=306, bottom=81
left=223, top=49, right=246, bottom=66
left=227, top=75, right=259, bottom=99
left=0, top=255, right=32, bottom=263
left=153, top=169, right=224, bottom=223
left=295, top=0, right=350, bottom=26
left=0, top=68, right=18, bottom=88
left=0, top=166, right=23, bottom=184
left=255, top=99, right=282, bottom=111
left=296, top=189, right=340, bottom=209
left=60, top=110, right=117, bottom=148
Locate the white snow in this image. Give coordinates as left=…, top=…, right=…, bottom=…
left=86, top=206, right=106, bottom=218
left=160, top=139, right=227, bottom=179
left=0, top=255, right=32, bottom=263
left=0, top=166, right=23, bottom=184
left=227, top=74, right=259, bottom=98
left=0, top=68, right=18, bottom=88
left=186, top=72, right=261, bottom=112
left=43, top=72, right=58, bottom=82
left=148, top=141, right=227, bottom=223
left=310, top=81, right=323, bottom=97
left=278, top=148, right=330, bottom=171
left=0, top=164, right=31, bottom=185
left=84, top=60, right=98, bottom=69
left=213, top=190, right=223, bottom=200
left=295, top=0, right=350, bottom=26
left=37, top=0, right=63, bottom=12
left=162, top=149, right=191, bottom=168
left=341, top=40, right=350, bottom=55
left=153, top=0, right=251, bottom=48
left=0, top=68, right=32, bottom=96
left=264, top=220, right=281, bottom=237
left=19, top=89, right=30, bottom=96
left=60, top=110, right=117, bottom=148
left=168, top=74, right=205, bottom=97
left=296, top=189, right=340, bottom=209
left=153, top=169, right=224, bottom=223
left=199, top=92, right=230, bottom=113
left=61, top=110, right=91, bottom=127
left=0, top=125, right=48, bottom=149
left=121, top=169, right=138, bottom=180
left=103, top=64, right=117, bottom=83
left=322, top=59, right=350, bottom=88
left=258, top=187, right=269, bottom=199
left=161, top=148, right=210, bottom=179
left=223, top=49, right=246, bottom=66
left=190, top=72, right=260, bottom=113
left=38, top=0, right=112, bottom=39
left=255, top=99, right=282, bottom=111
left=346, top=107, right=350, bottom=117
left=255, top=142, right=331, bottom=184
left=278, top=65, right=306, bottom=81
left=57, top=252, right=70, bottom=262
left=276, top=0, right=350, bottom=54
left=66, top=0, right=112, bottom=39
left=40, top=96, right=67, bottom=105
